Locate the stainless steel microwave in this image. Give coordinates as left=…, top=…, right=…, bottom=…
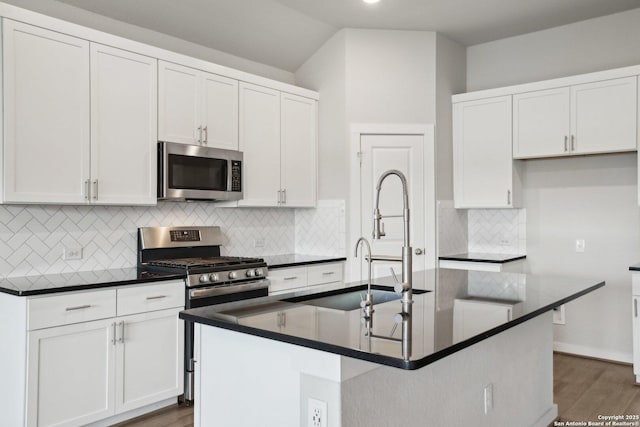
left=158, top=141, right=243, bottom=201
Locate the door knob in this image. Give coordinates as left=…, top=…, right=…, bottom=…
left=415, top=248, right=423, bottom=255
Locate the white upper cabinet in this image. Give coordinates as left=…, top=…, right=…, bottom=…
left=238, top=82, right=281, bottom=207
left=3, top=20, right=90, bottom=204
left=2, top=20, right=157, bottom=205
left=453, top=96, right=518, bottom=208
left=90, top=44, right=157, bottom=205
left=280, top=93, right=317, bottom=207
left=238, top=83, right=318, bottom=208
left=513, top=77, right=637, bottom=159
left=513, top=87, right=571, bottom=159
left=158, top=60, right=239, bottom=149
left=571, top=77, right=637, bottom=155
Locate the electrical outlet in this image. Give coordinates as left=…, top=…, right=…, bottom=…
left=553, top=305, right=566, bottom=325
left=499, top=236, right=511, bottom=246
left=308, top=398, right=327, bottom=427
left=575, top=239, right=585, bottom=253
left=254, top=237, right=266, bottom=248
left=63, top=246, right=83, bottom=260
left=483, top=383, right=493, bottom=414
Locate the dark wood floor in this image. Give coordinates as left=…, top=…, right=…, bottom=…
left=115, top=352, right=640, bottom=427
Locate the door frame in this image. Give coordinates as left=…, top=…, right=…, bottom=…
left=348, top=123, right=436, bottom=282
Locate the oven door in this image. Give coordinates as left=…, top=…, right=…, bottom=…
left=158, top=141, right=243, bottom=201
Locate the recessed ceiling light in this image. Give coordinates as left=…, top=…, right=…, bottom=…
left=362, top=0, right=380, bottom=4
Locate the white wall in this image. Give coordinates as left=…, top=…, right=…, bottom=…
left=1, top=0, right=295, bottom=84
left=467, top=8, right=640, bottom=91
left=466, top=9, right=640, bottom=362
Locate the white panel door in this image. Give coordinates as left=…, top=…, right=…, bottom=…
left=238, top=82, right=281, bottom=207
left=513, top=87, right=570, bottom=159
left=571, top=77, right=638, bottom=155
left=26, top=319, right=116, bottom=427
left=280, top=93, right=317, bottom=207
left=90, top=44, right=157, bottom=205
left=453, top=96, right=513, bottom=208
left=3, top=20, right=90, bottom=204
left=158, top=61, right=201, bottom=144
left=201, top=72, right=239, bottom=150
left=115, top=309, right=183, bottom=413
left=360, top=134, right=431, bottom=279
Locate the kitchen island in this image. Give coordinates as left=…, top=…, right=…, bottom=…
left=180, top=269, right=603, bottom=427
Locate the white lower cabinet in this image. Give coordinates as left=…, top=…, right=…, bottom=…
left=268, top=262, right=344, bottom=295
left=24, top=281, right=184, bottom=427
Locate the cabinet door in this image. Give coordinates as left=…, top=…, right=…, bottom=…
left=238, top=83, right=281, bottom=207
left=115, top=308, right=184, bottom=413
left=453, top=96, right=514, bottom=208
left=202, top=72, right=239, bottom=150
left=158, top=61, right=201, bottom=144
left=90, top=44, right=157, bottom=205
left=571, top=77, right=637, bottom=155
left=513, top=87, right=570, bottom=159
left=280, top=93, right=317, bottom=207
left=3, top=20, right=90, bottom=204
left=26, top=319, right=116, bottom=427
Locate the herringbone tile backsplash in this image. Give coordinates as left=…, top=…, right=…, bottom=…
left=295, top=200, right=346, bottom=256
left=0, top=203, right=297, bottom=278
left=468, top=209, right=526, bottom=254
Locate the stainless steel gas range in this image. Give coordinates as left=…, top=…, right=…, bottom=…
left=137, top=226, right=269, bottom=403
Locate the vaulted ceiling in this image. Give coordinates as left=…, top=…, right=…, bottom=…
left=55, top=0, right=640, bottom=71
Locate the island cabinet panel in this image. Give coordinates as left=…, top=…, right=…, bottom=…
left=632, top=273, right=640, bottom=383
left=158, top=60, right=239, bottom=149
left=2, top=19, right=90, bottom=204
left=453, top=96, right=518, bottom=208
left=512, top=77, right=637, bottom=159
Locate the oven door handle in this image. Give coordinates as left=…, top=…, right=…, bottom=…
left=189, top=279, right=270, bottom=299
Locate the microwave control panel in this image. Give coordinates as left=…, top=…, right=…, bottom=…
left=231, top=161, right=242, bottom=192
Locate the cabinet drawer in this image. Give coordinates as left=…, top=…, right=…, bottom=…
left=268, top=267, right=308, bottom=293
left=28, top=289, right=117, bottom=330
left=117, top=280, right=184, bottom=316
left=308, top=263, right=343, bottom=286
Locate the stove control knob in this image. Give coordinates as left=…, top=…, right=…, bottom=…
left=199, top=274, right=208, bottom=283
left=209, top=273, right=219, bottom=282
left=228, top=271, right=237, bottom=280
left=255, top=268, right=264, bottom=277
left=246, top=269, right=255, bottom=278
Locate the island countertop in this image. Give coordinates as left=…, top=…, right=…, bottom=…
left=180, top=269, right=604, bottom=370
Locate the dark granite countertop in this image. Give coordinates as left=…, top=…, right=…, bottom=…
left=0, top=268, right=185, bottom=296
left=263, top=254, right=346, bottom=269
left=180, top=268, right=604, bottom=370
left=439, top=252, right=526, bottom=264
left=629, top=264, right=640, bottom=271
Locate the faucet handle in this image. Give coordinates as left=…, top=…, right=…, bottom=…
left=394, top=282, right=411, bottom=294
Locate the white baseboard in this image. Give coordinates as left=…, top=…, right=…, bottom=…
left=553, top=341, right=632, bottom=364
left=531, top=404, right=558, bottom=427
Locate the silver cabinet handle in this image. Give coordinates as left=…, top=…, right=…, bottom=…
left=635, top=298, right=638, bottom=318
left=322, top=272, right=335, bottom=276
left=197, top=126, right=202, bottom=144
left=277, top=190, right=281, bottom=205
left=84, top=179, right=90, bottom=201
left=203, top=126, right=208, bottom=144
left=65, top=304, right=91, bottom=311
left=415, top=248, right=424, bottom=255
left=146, top=295, right=167, bottom=300
left=564, top=136, right=568, bottom=152
left=92, top=180, right=98, bottom=201
left=571, top=135, right=575, bottom=151
left=507, top=190, right=511, bottom=205
left=283, top=276, right=298, bottom=280
left=282, top=189, right=286, bottom=204
left=112, top=322, right=117, bottom=345
left=118, top=321, right=125, bottom=343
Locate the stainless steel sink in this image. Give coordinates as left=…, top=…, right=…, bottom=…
left=300, top=289, right=401, bottom=311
